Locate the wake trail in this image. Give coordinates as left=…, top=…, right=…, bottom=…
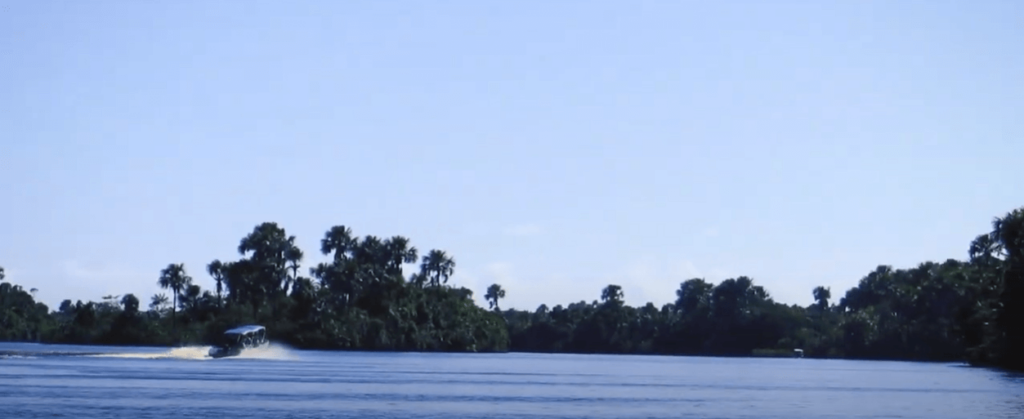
left=89, top=346, right=214, bottom=360
left=232, top=343, right=299, bottom=361
left=87, top=342, right=299, bottom=361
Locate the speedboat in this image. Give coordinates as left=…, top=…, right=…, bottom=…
left=208, top=325, right=269, bottom=359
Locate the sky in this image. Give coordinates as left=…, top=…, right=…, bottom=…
left=1, top=1, right=1022, bottom=312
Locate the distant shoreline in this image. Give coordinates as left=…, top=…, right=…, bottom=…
left=3, top=207, right=1023, bottom=373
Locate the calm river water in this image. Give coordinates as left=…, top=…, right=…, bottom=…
left=1, top=341, right=1022, bottom=418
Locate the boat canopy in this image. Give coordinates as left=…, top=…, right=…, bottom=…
left=224, top=325, right=265, bottom=336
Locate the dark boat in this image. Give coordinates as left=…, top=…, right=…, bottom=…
left=208, top=325, right=268, bottom=359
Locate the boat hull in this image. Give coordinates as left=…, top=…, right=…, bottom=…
left=208, top=346, right=243, bottom=359
left=208, top=339, right=269, bottom=359
left=208, top=325, right=269, bottom=359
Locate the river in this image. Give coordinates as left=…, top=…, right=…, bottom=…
left=1, top=341, right=1022, bottom=418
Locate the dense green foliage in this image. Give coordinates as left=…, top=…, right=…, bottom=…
left=1, top=206, right=1022, bottom=370
left=500, top=206, right=1024, bottom=370
left=0, top=223, right=509, bottom=352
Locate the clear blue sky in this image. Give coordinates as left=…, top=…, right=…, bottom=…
left=1, top=1, right=1022, bottom=311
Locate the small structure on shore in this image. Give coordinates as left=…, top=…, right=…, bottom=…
left=793, top=348, right=804, bottom=358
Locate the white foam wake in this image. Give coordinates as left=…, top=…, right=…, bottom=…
left=232, top=342, right=299, bottom=361
left=88, top=342, right=298, bottom=361
left=90, top=346, right=214, bottom=360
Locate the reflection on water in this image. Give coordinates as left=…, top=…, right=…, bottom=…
left=2, top=341, right=1022, bottom=419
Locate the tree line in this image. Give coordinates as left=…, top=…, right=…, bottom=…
left=1, top=223, right=507, bottom=352
left=0, top=206, right=1021, bottom=371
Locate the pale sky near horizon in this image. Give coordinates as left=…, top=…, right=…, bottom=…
left=1, top=1, right=1022, bottom=312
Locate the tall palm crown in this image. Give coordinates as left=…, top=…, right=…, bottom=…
left=207, top=259, right=224, bottom=306
left=237, top=222, right=301, bottom=297
left=320, top=225, right=357, bottom=263
left=485, top=283, right=506, bottom=311
left=384, top=236, right=418, bottom=276
left=157, top=263, right=192, bottom=333
left=420, top=249, right=455, bottom=287
left=813, top=286, right=831, bottom=309
left=285, top=244, right=304, bottom=279
left=601, top=284, right=624, bottom=304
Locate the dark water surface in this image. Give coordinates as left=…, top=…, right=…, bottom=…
left=2, top=341, right=1022, bottom=418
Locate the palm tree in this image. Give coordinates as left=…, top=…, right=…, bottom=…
left=969, top=233, right=1000, bottom=263
left=601, top=284, right=624, bottom=304
left=180, top=284, right=202, bottom=315
left=207, top=260, right=224, bottom=307
left=237, top=222, right=300, bottom=320
left=238, top=222, right=289, bottom=262
left=990, top=207, right=1024, bottom=369
left=485, top=283, right=506, bottom=311
left=121, top=294, right=140, bottom=316
left=321, top=225, right=356, bottom=262
left=150, top=293, right=169, bottom=313
left=284, top=238, right=304, bottom=292
left=157, top=263, right=192, bottom=336
left=420, top=249, right=455, bottom=287
left=385, top=236, right=418, bottom=276
left=813, top=286, right=831, bottom=311
left=314, top=226, right=357, bottom=298
left=991, top=208, right=1024, bottom=260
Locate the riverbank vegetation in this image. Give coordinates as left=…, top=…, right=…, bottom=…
left=1, top=206, right=1021, bottom=371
